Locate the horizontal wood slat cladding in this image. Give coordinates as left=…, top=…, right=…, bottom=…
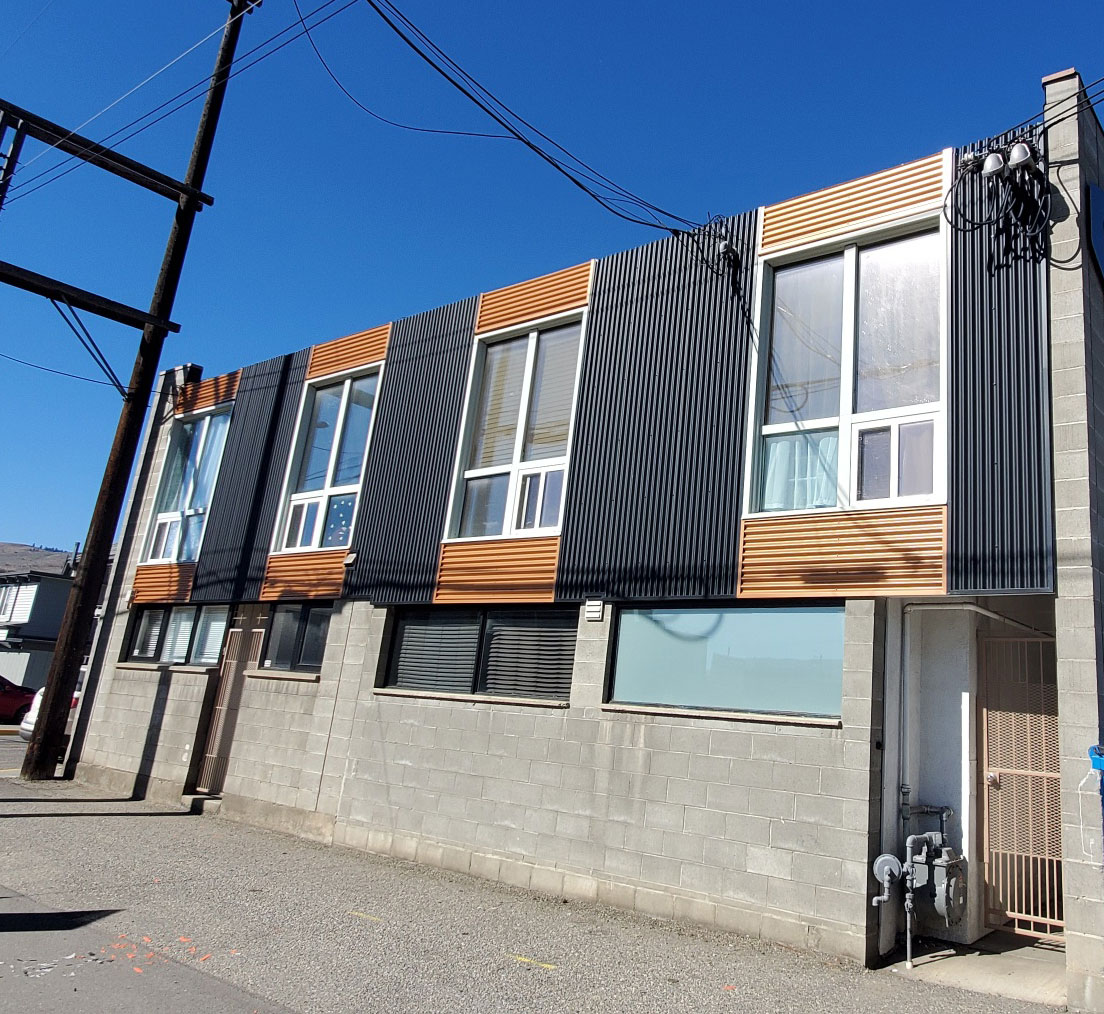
left=760, top=153, right=944, bottom=254
left=131, top=563, right=195, bottom=603
left=176, top=370, right=240, bottom=414
left=306, top=323, right=390, bottom=379
left=475, top=262, right=592, bottom=334
left=434, top=537, right=560, bottom=603
left=260, top=549, right=347, bottom=601
left=738, top=505, right=947, bottom=598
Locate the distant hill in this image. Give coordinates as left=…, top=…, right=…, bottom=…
left=0, top=542, right=74, bottom=576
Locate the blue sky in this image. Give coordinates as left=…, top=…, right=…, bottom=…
left=1, top=0, right=1101, bottom=548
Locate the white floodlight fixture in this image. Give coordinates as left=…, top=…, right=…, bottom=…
left=981, top=151, right=1007, bottom=178
left=1008, top=140, right=1036, bottom=173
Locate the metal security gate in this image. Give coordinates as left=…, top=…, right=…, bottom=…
left=980, top=636, right=1063, bottom=937
left=194, top=604, right=266, bottom=795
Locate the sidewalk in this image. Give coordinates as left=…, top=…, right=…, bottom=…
left=0, top=778, right=1062, bottom=1014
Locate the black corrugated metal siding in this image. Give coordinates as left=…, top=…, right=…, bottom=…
left=556, top=214, right=758, bottom=601
left=344, top=297, right=478, bottom=603
left=192, top=349, right=310, bottom=603
left=948, top=128, right=1054, bottom=594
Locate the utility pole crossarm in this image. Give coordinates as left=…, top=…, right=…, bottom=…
left=0, top=99, right=214, bottom=207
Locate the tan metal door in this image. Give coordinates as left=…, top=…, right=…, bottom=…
left=194, top=604, right=266, bottom=796
left=979, top=636, right=1063, bottom=937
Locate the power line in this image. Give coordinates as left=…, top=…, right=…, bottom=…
left=0, top=0, right=61, bottom=61
left=358, top=0, right=700, bottom=232
left=290, top=0, right=511, bottom=140
left=5, top=0, right=357, bottom=203
left=0, top=348, right=123, bottom=389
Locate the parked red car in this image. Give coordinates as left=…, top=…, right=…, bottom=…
left=0, top=675, right=36, bottom=723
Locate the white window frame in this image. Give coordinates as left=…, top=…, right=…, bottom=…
left=272, top=363, right=382, bottom=555
left=742, top=161, right=951, bottom=519
left=146, top=405, right=231, bottom=564
left=444, top=308, right=587, bottom=542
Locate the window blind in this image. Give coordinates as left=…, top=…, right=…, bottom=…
left=389, top=610, right=481, bottom=693
left=160, top=606, right=197, bottom=663
left=480, top=610, right=576, bottom=700
left=192, top=606, right=229, bottom=665
left=522, top=323, right=580, bottom=461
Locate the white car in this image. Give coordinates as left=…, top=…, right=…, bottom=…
left=19, top=678, right=82, bottom=742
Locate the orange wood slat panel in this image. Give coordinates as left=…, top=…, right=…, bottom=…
left=131, top=563, right=195, bottom=604
left=434, top=537, right=560, bottom=603
left=306, top=323, right=391, bottom=379
left=175, top=370, right=240, bottom=415
left=738, top=505, right=947, bottom=598
left=475, top=262, right=592, bottom=334
left=760, top=153, right=944, bottom=254
left=259, top=549, right=348, bottom=601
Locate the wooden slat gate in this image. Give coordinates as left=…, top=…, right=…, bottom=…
left=980, top=636, right=1063, bottom=937
left=194, top=604, right=265, bottom=796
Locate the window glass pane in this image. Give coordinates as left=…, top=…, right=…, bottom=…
left=264, top=605, right=299, bottom=670
left=480, top=610, right=576, bottom=700
left=333, top=375, right=377, bottom=486
left=191, top=606, right=229, bottom=666
left=857, top=427, right=892, bottom=500
left=855, top=232, right=941, bottom=413
left=467, top=338, right=527, bottom=468
left=459, top=474, right=509, bottom=538
left=154, top=421, right=196, bottom=514
left=301, top=500, right=320, bottom=547
left=899, top=420, right=934, bottom=496
left=517, top=473, right=539, bottom=530
left=539, top=469, right=564, bottom=528
left=132, top=609, right=166, bottom=659
left=299, top=606, right=332, bottom=670
left=160, top=607, right=197, bottom=664
left=522, top=323, right=580, bottom=461
left=294, top=383, right=343, bottom=493
left=188, top=412, right=229, bottom=511
left=612, top=607, right=844, bottom=717
left=760, top=430, right=838, bottom=511
left=284, top=503, right=304, bottom=549
left=179, top=515, right=205, bottom=563
left=388, top=609, right=481, bottom=693
left=766, top=257, right=844, bottom=424
left=321, top=494, right=357, bottom=547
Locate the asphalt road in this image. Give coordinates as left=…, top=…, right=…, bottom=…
left=0, top=777, right=1061, bottom=1014
left=0, top=728, right=27, bottom=773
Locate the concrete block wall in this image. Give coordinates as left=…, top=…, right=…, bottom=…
left=1045, top=69, right=1104, bottom=1014
left=321, top=598, right=884, bottom=963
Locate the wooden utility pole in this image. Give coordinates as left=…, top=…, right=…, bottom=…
left=22, top=0, right=260, bottom=780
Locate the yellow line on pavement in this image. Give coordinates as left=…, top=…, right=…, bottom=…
left=347, top=910, right=382, bottom=922
left=509, top=954, right=557, bottom=970
left=0, top=767, right=20, bottom=775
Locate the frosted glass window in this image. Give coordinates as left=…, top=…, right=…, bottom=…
left=855, top=232, right=941, bottom=413
left=899, top=420, right=934, bottom=496
left=760, top=430, right=838, bottom=511
left=468, top=338, right=527, bottom=469
left=612, top=607, right=844, bottom=717
left=857, top=428, right=892, bottom=500
left=766, top=256, right=844, bottom=424
left=522, top=323, right=580, bottom=461
left=459, top=474, right=509, bottom=538
left=321, top=494, right=356, bottom=547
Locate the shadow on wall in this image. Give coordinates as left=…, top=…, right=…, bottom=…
left=130, top=667, right=173, bottom=801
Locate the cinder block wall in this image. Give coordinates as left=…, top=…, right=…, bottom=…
left=1045, top=69, right=1104, bottom=1014
left=312, top=598, right=885, bottom=963
left=80, top=367, right=215, bottom=802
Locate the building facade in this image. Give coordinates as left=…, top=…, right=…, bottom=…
left=77, top=71, right=1104, bottom=1009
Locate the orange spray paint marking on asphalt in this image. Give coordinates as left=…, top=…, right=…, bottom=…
left=133, top=967, right=143, bottom=974
left=200, top=954, right=211, bottom=962
left=179, top=937, right=191, bottom=943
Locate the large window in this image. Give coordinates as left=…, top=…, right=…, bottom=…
left=127, top=604, right=229, bottom=666
left=260, top=602, right=333, bottom=673
left=451, top=321, right=582, bottom=539
left=384, top=607, right=577, bottom=701
left=280, top=373, right=379, bottom=551
left=756, top=230, right=942, bottom=513
left=611, top=606, right=844, bottom=718
left=147, top=410, right=230, bottom=562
